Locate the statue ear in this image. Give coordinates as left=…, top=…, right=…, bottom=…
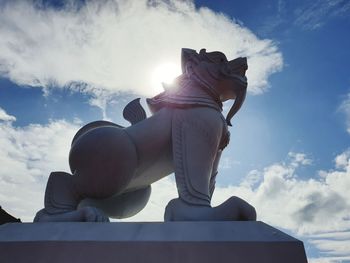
left=226, top=88, right=247, bottom=126
left=181, top=48, right=200, bottom=73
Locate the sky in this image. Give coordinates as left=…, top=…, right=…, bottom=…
left=0, top=0, right=349, bottom=262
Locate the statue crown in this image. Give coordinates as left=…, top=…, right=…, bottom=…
left=198, top=49, right=248, bottom=80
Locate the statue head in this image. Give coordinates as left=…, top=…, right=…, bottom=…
left=181, top=48, right=248, bottom=126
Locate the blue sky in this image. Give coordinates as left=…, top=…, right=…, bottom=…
left=0, top=0, right=349, bottom=262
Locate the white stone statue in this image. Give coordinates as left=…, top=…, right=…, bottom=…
left=34, top=48, right=256, bottom=222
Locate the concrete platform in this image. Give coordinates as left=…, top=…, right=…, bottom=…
left=0, top=221, right=307, bottom=263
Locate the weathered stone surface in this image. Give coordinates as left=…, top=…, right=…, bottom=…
left=0, top=221, right=307, bottom=263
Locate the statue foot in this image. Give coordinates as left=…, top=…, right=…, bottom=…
left=164, top=196, right=256, bottom=221
left=34, top=206, right=110, bottom=222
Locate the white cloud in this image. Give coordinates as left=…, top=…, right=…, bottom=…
left=335, top=150, right=350, bottom=169
left=310, top=237, right=350, bottom=256
left=288, top=151, right=312, bottom=167
left=125, top=150, right=350, bottom=235
left=123, top=149, right=350, bottom=260
left=0, top=107, right=16, bottom=122
left=2, top=117, right=349, bottom=234
left=125, top=148, right=350, bottom=261
left=340, top=93, right=350, bottom=134
left=218, top=156, right=239, bottom=170
left=212, top=151, right=350, bottom=262
left=211, top=152, right=350, bottom=235
left=0, top=0, right=282, bottom=98
left=121, top=176, right=177, bottom=222
left=308, top=231, right=350, bottom=262
left=0, top=118, right=79, bottom=222
left=294, top=0, right=350, bottom=30
left=0, top=111, right=349, bottom=260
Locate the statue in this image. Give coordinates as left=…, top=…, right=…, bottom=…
left=34, top=48, right=256, bottom=222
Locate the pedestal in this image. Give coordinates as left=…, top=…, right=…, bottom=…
left=0, top=221, right=307, bottom=263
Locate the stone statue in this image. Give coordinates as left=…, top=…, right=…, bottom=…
left=34, top=48, right=256, bottom=222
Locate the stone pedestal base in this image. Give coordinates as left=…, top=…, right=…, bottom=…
left=0, top=221, right=307, bottom=263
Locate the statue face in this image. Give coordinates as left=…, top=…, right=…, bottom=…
left=181, top=48, right=248, bottom=126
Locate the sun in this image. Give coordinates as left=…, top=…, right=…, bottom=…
left=151, top=62, right=181, bottom=94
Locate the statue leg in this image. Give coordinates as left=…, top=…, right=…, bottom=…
left=35, top=127, right=138, bottom=222
left=171, top=108, right=222, bottom=206
left=34, top=172, right=109, bottom=222
left=168, top=108, right=256, bottom=221
left=78, top=186, right=152, bottom=219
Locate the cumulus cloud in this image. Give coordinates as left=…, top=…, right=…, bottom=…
left=128, top=150, right=350, bottom=261
left=0, top=107, right=16, bottom=122
left=0, top=0, right=282, bottom=98
left=0, top=117, right=79, bottom=221
left=335, top=150, right=350, bottom=168
left=213, top=152, right=350, bottom=262
left=288, top=151, right=312, bottom=167
left=2, top=114, right=349, bottom=234
left=0, top=108, right=349, bottom=260
left=126, top=149, right=350, bottom=235
left=213, top=152, right=350, bottom=235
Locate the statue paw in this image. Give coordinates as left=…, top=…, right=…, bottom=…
left=33, top=207, right=110, bottom=222
left=79, top=206, right=110, bottom=222
left=164, top=197, right=257, bottom=221
left=220, top=196, right=257, bottom=221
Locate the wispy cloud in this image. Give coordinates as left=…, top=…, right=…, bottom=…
left=258, top=0, right=287, bottom=36
left=0, top=0, right=282, bottom=98
left=339, top=92, right=350, bottom=134
left=294, top=0, right=350, bottom=30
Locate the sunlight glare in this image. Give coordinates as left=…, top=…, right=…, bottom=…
left=151, top=63, right=181, bottom=94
